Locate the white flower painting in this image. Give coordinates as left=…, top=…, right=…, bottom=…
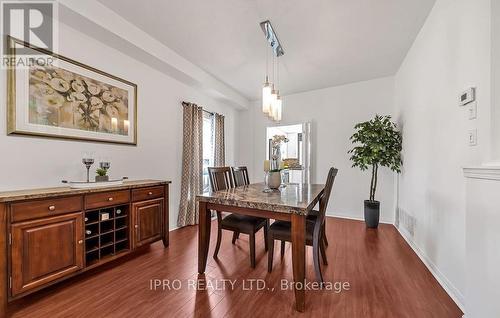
left=8, top=36, right=137, bottom=144
left=28, top=65, right=129, bottom=135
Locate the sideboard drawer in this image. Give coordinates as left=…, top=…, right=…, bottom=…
left=132, top=186, right=164, bottom=202
left=11, top=196, right=83, bottom=222
left=85, top=190, right=130, bottom=209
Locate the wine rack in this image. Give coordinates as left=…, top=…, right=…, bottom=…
left=84, top=205, right=130, bottom=266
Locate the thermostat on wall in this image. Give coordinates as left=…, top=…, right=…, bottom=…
left=459, top=87, right=475, bottom=106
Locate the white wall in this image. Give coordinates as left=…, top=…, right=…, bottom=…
left=238, top=77, right=396, bottom=223
left=464, top=171, right=500, bottom=318
left=393, top=0, right=492, bottom=309
left=0, top=22, right=239, bottom=230
left=464, top=3, right=500, bottom=318
left=492, top=0, right=500, bottom=159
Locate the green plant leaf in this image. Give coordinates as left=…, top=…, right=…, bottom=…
left=348, top=114, right=403, bottom=200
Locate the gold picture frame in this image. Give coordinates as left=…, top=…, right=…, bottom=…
left=7, top=36, right=138, bottom=145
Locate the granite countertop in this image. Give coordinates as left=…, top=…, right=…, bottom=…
left=0, top=179, right=171, bottom=203
left=196, top=183, right=325, bottom=215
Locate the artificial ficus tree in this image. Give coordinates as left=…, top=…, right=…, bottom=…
left=348, top=115, right=402, bottom=202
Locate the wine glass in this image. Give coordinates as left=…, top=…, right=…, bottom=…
left=280, top=169, right=288, bottom=189
left=82, top=158, right=95, bottom=183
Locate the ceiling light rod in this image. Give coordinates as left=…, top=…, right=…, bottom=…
left=260, top=20, right=284, bottom=57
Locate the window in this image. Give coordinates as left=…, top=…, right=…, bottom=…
left=202, top=111, right=214, bottom=192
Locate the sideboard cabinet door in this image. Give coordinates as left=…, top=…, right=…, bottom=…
left=132, top=199, right=163, bottom=248
left=11, top=212, right=84, bottom=296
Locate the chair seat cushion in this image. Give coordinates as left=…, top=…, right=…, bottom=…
left=221, top=214, right=267, bottom=232
left=269, top=219, right=315, bottom=242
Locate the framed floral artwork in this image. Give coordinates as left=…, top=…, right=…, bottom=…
left=7, top=36, right=137, bottom=145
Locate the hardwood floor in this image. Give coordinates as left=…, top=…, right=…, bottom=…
left=7, top=217, right=462, bottom=317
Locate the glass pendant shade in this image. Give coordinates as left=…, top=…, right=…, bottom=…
left=275, top=96, right=282, bottom=121
left=261, top=21, right=285, bottom=121
left=271, top=94, right=281, bottom=121
left=272, top=100, right=279, bottom=121
left=262, top=80, right=272, bottom=115
left=270, top=89, right=278, bottom=120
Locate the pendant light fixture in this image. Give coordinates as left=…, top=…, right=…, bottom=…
left=276, top=96, right=282, bottom=121
left=262, top=45, right=272, bottom=115
left=270, top=52, right=278, bottom=120
left=262, top=75, right=272, bottom=115
left=274, top=55, right=283, bottom=121
left=260, top=20, right=284, bottom=122
left=270, top=86, right=278, bottom=120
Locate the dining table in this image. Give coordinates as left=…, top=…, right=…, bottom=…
left=196, top=182, right=325, bottom=312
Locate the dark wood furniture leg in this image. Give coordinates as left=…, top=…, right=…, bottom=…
left=268, top=233, right=274, bottom=272
left=214, top=211, right=222, bottom=258
left=322, top=222, right=328, bottom=246
left=320, top=232, right=328, bottom=265
left=249, top=232, right=256, bottom=268
left=313, top=224, right=323, bottom=283
left=231, top=231, right=238, bottom=244
left=0, top=203, right=6, bottom=317
left=198, top=201, right=211, bottom=274
left=291, top=213, right=306, bottom=312
left=264, top=219, right=269, bottom=251
left=162, top=184, right=169, bottom=247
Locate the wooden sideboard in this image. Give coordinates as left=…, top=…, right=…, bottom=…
left=0, top=180, right=170, bottom=316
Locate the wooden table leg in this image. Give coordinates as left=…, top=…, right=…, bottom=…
left=198, top=201, right=211, bottom=274
left=0, top=204, right=7, bottom=317
left=291, top=213, right=306, bottom=312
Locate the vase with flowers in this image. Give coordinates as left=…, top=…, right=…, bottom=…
left=264, top=134, right=289, bottom=190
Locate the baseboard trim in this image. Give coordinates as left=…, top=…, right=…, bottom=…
left=168, top=215, right=217, bottom=232
left=169, top=225, right=180, bottom=232
left=396, top=225, right=465, bottom=312
left=326, top=213, right=393, bottom=225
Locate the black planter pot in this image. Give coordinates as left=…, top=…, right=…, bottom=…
left=364, top=200, right=380, bottom=228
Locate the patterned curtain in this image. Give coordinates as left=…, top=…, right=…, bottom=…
left=214, top=113, right=225, bottom=166
left=177, top=102, right=203, bottom=227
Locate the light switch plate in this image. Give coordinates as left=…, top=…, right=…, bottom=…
left=468, top=129, right=477, bottom=146
left=468, top=101, right=477, bottom=119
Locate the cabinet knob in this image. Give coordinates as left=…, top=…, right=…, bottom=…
left=148, top=192, right=153, bottom=195
left=134, top=225, right=138, bottom=228
left=108, top=197, right=113, bottom=201
left=48, top=205, right=56, bottom=211
left=78, top=240, right=83, bottom=244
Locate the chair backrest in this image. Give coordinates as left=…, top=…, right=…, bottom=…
left=208, top=167, right=234, bottom=191
left=231, top=166, right=250, bottom=187
left=316, top=167, right=338, bottom=228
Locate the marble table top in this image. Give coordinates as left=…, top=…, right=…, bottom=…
left=196, top=183, right=325, bottom=215
left=0, top=180, right=171, bottom=203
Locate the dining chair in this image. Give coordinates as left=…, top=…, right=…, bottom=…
left=267, top=167, right=338, bottom=283
left=230, top=166, right=252, bottom=243
left=208, top=167, right=268, bottom=268
left=277, top=171, right=334, bottom=258
left=231, top=166, right=250, bottom=187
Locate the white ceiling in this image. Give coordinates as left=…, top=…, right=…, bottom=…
left=98, top=0, right=435, bottom=100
